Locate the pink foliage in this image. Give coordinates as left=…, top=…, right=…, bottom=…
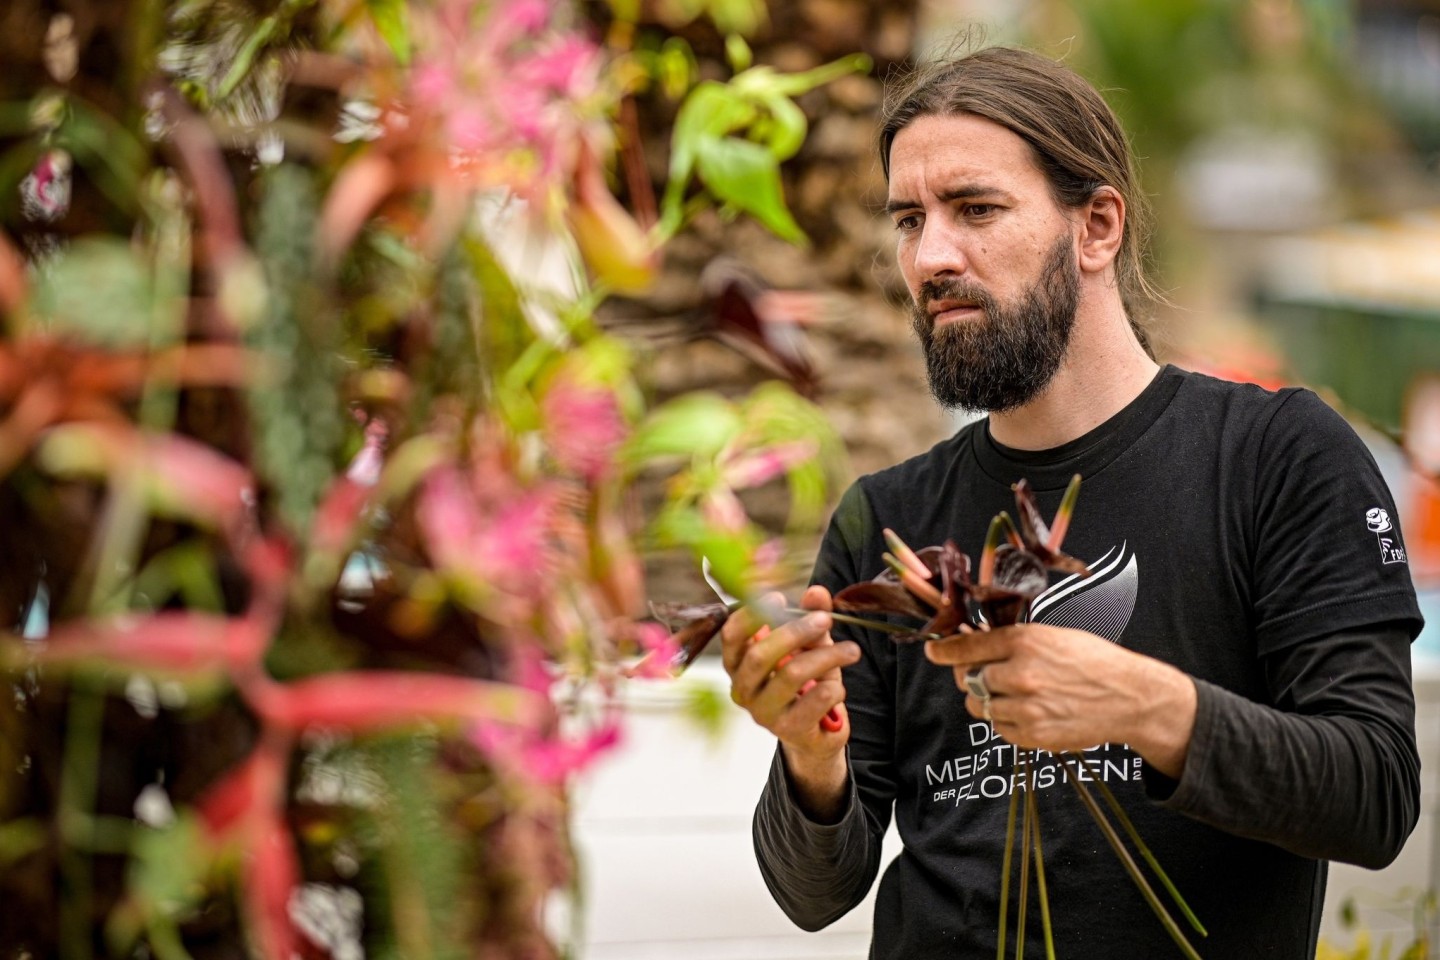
left=245, top=814, right=303, bottom=960
left=417, top=461, right=559, bottom=608
left=625, top=622, right=681, bottom=679
left=248, top=670, right=546, bottom=734
left=36, top=611, right=267, bottom=675
left=408, top=0, right=603, bottom=194
left=721, top=440, right=819, bottom=490
left=542, top=380, right=627, bottom=482
left=471, top=715, right=622, bottom=786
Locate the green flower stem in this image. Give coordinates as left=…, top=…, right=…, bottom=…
left=1058, top=754, right=1203, bottom=960
left=147, top=917, right=198, bottom=960
left=780, top=608, right=936, bottom=638
left=1015, top=757, right=1031, bottom=960
left=1028, top=756, right=1056, bottom=960
left=997, top=781, right=1020, bottom=960
left=58, top=678, right=105, bottom=960
left=136, top=177, right=189, bottom=434
left=1081, top=759, right=1207, bottom=937
left=84, top=471, right=150, bottom=614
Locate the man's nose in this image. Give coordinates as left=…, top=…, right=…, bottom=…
left=911, top=219, right=968, bottom=284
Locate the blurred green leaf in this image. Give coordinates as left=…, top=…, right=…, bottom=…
left=264, top=620, right=361, bottom=680
left=127, top=814, right=209, bottom=918
left=250, top=164, right=346, bottom=535
left=738, top=54, right=872, bottom=99
left=367, top=737, right=469, bottom=960
left=668, top=82, right=756, bottom=188
left=623, top=392, right=741, bottom=466
left=31, top=238, right=160, bottom=347
left=131, top=542, right=226, bottom=613
left=217, top=16, right=279, bottom=100
left=0, top=817, right=46, bottom=864
left=681, top=681, right=731, bottom=739
left=657, top=38, right=697, bottom=100
left=366, top=0, right=412, bottom=65
left=693, top=527, right=759, bottom=598
left=755, top=93, right=807, bottom=162
left=724, top=34, right=753, bottom=73
left=56, top=98, right=148, bottom=216
left=464, top=235, right=528, bottom=404
left=696, top=136, right=806, bottom=245
left=702, top=0, right=765, bottom=35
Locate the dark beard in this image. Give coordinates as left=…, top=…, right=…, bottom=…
left=909, top=236, right=1080, bottom=414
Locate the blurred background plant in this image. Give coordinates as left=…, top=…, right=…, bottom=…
left=0, top=0, right=859, bottom=957
left=1317, top=888, right=1435, bottom=960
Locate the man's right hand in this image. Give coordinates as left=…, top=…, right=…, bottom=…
left=721, top=584, right=860, bottom=822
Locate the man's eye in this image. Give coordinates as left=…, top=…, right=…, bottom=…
left=965, top=204, right=995, bottom=218
left=894, top=214, right=921, bottom=232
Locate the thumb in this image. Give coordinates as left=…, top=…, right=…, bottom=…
left=800, top=583, right=834, bottom=613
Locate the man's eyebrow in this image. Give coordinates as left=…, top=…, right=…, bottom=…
left=883, top=184, right=1016, bottom=217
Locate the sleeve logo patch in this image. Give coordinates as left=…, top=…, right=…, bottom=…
left=1366, top=508, right=1407, bottom=564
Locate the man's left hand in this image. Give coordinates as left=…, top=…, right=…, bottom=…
left=924, top=624, right=1197, bottom=779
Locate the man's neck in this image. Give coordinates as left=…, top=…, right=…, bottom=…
left=985, top=301, right=1160, bottom=452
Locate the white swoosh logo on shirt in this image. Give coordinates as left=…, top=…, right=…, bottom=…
left=1028, top=542, right=1138, bottom=643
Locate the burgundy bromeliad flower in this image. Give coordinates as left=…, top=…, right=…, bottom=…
left=834, top=474, right=1090, bottom=635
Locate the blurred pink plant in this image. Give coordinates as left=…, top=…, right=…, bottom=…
left=410, top=0, right=604, bottom=195
left=417, top=453, right=560, bottom=621
left=471, top=715, right=621, bottom=786
left=625, top=621, right=681, bottom=679
left=542, top=379, right=627, bottom=482
left=721, top=439, right=819, bottom=490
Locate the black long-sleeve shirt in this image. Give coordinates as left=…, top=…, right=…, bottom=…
left=752, top=367, right=1423, bottom=959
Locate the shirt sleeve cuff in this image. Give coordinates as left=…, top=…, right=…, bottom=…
left=1142, top=677, right=1223, bottom=810
left=770, top=745, right=859, bottom=830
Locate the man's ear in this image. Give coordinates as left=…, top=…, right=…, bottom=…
left=1077, top=185, right=1125, bottom=277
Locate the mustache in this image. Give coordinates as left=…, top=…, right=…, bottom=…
left=917, top=278, right=997, bottom=314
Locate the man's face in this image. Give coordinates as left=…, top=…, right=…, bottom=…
left=886, top=113, right=1081, bottom=413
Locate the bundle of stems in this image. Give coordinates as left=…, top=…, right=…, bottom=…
left=994, top=748, right=1207, bottom=960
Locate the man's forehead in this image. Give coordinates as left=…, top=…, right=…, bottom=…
left=885, top=113, right=1044, bottom=202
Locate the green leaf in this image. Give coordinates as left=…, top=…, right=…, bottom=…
left=695, top=136, right=807, bottom=245
left=366, top=0, right=412, bottom=65
left=745, top=53, right=873, bottom=98
left=366, top=737, right=469, bottom=960
left=681, top=681, right=731, bottom=738
left=623, top=392, right=742, bottom=466
left=665, top=81, right=756, bottom=209
left=693, top=528, right=759, bottom=599
left=756, top=93, right=808, bottom=162
left=250, top=164, right=346, bottom=535
left=132, top=542, right=226, bottom=613
left=31, top=238, right=159, bottom=347
left=0, top=817, right=46, bottom=864
left=647, top=502, right=706, bottom=549
left=127, top=814, right=209, bottom=918
left=657, top=38, right=697, bottom=100
left=216, top=14, right=280, bottom=101
left=704, top=0, right=765, bottom=35
left=56, top=99, right=147, bottom=216
left=463, top=234, right=526, bottom=386
left=724, top=34, right=753, bottom=73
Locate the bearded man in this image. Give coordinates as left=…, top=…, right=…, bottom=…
left=721, top=46, right=1422, bottom=959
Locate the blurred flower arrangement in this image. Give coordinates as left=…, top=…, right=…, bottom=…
left=0, top=1, right=859, bottom=957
